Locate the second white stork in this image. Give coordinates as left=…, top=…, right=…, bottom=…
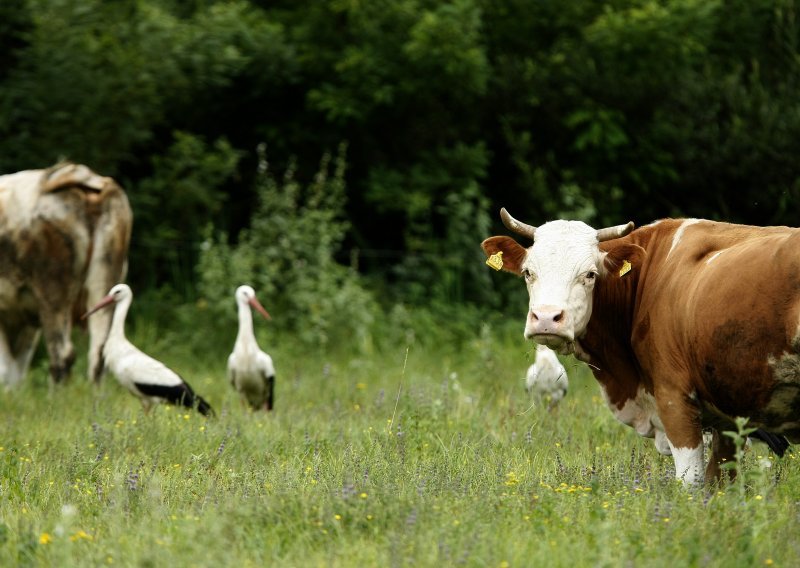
left=227, top=285, right=275, bottom=411
left=83, top=284, right=213, bottom=416
left=525, top=344, right=568, bottom=409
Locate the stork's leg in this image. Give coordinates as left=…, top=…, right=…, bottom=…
left=656, top=388, right=705, bottom=485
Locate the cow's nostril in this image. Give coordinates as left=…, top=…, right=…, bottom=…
left=553, top=311, right=564, bottom=323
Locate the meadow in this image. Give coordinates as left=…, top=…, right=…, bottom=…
left=0, top=315, right=797, bottom=567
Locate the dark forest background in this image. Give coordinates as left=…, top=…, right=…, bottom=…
left=2, top=0, right=800, bottom=348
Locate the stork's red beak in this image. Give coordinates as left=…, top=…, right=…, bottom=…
left=82, top=294, right=115, bottom=319
left=248, top=297, right=271, bottom=320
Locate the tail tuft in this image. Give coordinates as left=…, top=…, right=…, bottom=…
left=750, top=429, right=790, bottom=457
left=194, top=395, right=215, bottom=417
left=174, top=380, right=214, bottom=417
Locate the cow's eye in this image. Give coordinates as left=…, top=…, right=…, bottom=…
left=586, top=271, right=598, bottom=281
left=522, top=269, right=533, bottom=280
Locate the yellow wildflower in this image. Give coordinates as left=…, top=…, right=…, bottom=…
left=70, top=530, right=93, bottom=541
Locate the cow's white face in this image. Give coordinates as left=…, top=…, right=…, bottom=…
left=519, top=220, right=602, bottom=351
left=482, top=209, right=635, bottom=355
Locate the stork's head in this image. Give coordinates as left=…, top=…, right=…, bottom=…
left=82, top=283, right=132, bottom=319
left=235, top=285, right=271, bottom=320
left=482, top=208, right=636, bottom=353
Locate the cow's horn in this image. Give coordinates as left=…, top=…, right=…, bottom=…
left=596, top=221, right=635, bottom=242
left=500, top=208, right=536, bottom=240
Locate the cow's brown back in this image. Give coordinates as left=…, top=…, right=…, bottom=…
left=592, top=219, right=800, bottom=437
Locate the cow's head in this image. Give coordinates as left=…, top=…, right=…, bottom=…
left=482, top=208, right=637, bottom=353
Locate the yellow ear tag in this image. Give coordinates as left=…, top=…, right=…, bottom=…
left=619, top=259, right=632, bottom=277
left=486, top=251, right=504, bottom=271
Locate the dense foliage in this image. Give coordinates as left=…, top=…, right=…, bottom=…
left=2, top=0, right=800, bottom=327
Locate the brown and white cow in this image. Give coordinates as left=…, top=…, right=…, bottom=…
left=483, top=209, right=798, bottom=484
left=0, top=163, right=132, bottom=386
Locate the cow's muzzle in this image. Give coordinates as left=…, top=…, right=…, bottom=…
left=527, top=334, right=570, bottom=350
left=524, top=305, right=574, bottom=348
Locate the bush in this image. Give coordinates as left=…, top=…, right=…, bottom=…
left=198, top=144, right=378, bottom=350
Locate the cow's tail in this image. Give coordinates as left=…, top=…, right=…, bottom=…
left=749, top=429, right=790, bottom=457
left=177, top=380, right=215, bottom=417
left=84, top=178, right=133, bottom=383
left=193, top=394, right=215, bottom=417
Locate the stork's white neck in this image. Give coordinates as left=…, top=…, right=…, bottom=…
left=108, top=295, right=132, bottom=343
left=235, top=301, right=259, bottom=350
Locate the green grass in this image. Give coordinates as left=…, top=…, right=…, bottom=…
left=0, top=321, right=798, bottom=567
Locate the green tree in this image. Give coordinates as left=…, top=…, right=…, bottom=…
left=131, top=131, right=242, bottom=294
left=297, top=0, right=494, bottom=305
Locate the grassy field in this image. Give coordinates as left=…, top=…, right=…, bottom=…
left=0, top=318, right=797, bottom=567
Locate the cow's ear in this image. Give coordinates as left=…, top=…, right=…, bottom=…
left=481, top=236, right=527, bottom=275
left=602, top=243, right=647, bottom=278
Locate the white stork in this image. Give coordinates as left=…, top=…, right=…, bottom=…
left=83, top=284, right=213, bottom=416
left=227, top=285, right=275, bottom=411
left=525, top=344, right=568, bottom=408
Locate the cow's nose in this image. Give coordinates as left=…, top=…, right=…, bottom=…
left=532, top=306, right=565, bottom=326
left=525, top=304, right=574, bottom=347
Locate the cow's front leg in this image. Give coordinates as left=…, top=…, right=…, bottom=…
left=656, top=389, right=705, bottom=485
left=705, top=428, right=736, bottom=483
